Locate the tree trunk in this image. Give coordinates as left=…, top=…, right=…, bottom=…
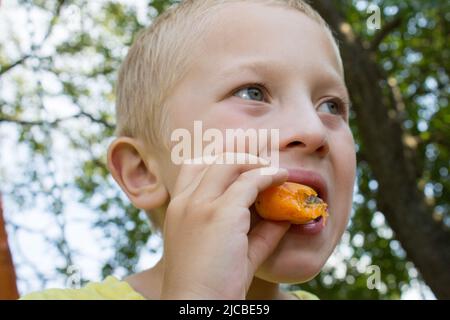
left=311, top=0, right=450, bottom=299
left=0, top=192, right=19, bottom=300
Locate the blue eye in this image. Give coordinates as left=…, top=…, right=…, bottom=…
left=317, top=100, right=343, bottom=115
left=233, top=85, right=266, bottom=102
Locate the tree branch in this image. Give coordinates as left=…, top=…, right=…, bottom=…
left=0, top=114, right=75, bottom=127
left=0, top=55, right=31, bottom=76
left=77, top=111, right=115, bottom=130
left=0, top=0, right=65, bottom=77
left=0, top=111, right=114, bottom=130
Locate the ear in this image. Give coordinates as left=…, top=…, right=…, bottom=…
left=107, top=137, right=169, bottom=211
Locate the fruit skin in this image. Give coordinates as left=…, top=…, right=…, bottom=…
left=255, top=182, right=329, bottom=225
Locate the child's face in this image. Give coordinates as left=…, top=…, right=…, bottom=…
left=157, top=3, right=356, bottom=283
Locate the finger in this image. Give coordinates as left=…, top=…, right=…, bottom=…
left=190, top=153, right=271, bottom=202
left=218, top=166, right=288, bottom=210
left=247, top=220, right=291, bottom=278
left=171, top=155, right=216, bottom=197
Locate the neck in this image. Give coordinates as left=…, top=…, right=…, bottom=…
left=124, top=257, right=165, bottom=300
left=125, top=257, right=294, bottom=300
left=246, top=277, right=284, bottom=300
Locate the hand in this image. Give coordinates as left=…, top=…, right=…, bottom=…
left=160, top=153, right=290, bottom=299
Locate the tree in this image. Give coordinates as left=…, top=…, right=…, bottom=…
left=0, top=192, right=19, bottom=299
left=303, top=0, right=450, bottom=299
left=0, top=0, right=448, bottom=299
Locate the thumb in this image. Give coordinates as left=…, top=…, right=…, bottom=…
left=247, top=220, right=290, bottom=280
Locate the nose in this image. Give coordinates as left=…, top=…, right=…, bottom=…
left=278, top=101, right=330, bottom=158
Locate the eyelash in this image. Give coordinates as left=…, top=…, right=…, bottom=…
left=232, top=83, right=349, bottom=116
left=318, top=97, right=350, bottom=117
left=232, top=82, right=271, bottom=102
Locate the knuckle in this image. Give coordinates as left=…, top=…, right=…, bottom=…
left=185, top=198, right=201, bottom=213
left=168, top=196, right=217, bottom=223
left=236, top=169, right=266, bottom=186
left=237, top=169, right=255, bottom=181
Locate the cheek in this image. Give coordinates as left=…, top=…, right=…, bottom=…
left=330, top=124, right=356, bottom=185
left=329, top=129, right=356, bottom=232
left=161, top=107, right=256, bottom=196
left=158, top=151, right=182, bottom=197
left=334, top=130, right=356, bottom=192
left=206, top=107, right=256, bottom=131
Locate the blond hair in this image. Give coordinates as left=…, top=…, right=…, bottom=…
left=114, top=0, right=341, bottom=231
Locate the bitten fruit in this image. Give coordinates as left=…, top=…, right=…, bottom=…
left=255, top=182, right=328, bottom=225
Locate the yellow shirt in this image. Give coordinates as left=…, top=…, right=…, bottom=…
left=20, top=276, right=318, bottom=300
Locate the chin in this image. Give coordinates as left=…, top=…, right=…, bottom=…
left=249, top=199, right=351, bottom=285
left=254, top=219, right=341, bottom=284
left=254, top=240, right=331, bottom=284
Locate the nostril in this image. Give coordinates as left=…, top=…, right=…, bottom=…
left=287, top=140, right=304, bottom=148
left=317, top=144, right=329, bottom=156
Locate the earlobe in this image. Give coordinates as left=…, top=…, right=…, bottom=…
left=107, top=137, right=169, bottom=211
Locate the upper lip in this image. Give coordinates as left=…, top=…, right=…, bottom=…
left=285, top=168, right=328, bottom=203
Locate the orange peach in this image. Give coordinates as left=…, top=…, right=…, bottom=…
left=255, top=182, right=328, bottom=225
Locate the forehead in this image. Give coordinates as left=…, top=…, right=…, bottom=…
left=189, top=2, right=344, bottom=82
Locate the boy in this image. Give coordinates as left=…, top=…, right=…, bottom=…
left=21, top=0, right=356, bottom=300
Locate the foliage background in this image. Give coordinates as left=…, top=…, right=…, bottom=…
left=0, top=0, right=448, bottom=299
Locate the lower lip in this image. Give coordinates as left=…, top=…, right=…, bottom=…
left=288, top=216, right=325, bottom=235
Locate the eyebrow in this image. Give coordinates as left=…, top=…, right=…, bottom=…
left=218, top=60, right=283, bottom=80
left=324, top=77, right=350, bottom=101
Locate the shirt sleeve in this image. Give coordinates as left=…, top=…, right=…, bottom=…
left=19, top=276, right=146, bottom=300
left=290, top=290, right=320, bottom=300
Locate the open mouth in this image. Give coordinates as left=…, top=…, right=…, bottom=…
left=290, top=185, right=328, bottom=226
left=302, top=215, right=323, bottom=225
left=286, top=169, right=328, bottom=203
left=289, top=211, right=327, bottom=235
